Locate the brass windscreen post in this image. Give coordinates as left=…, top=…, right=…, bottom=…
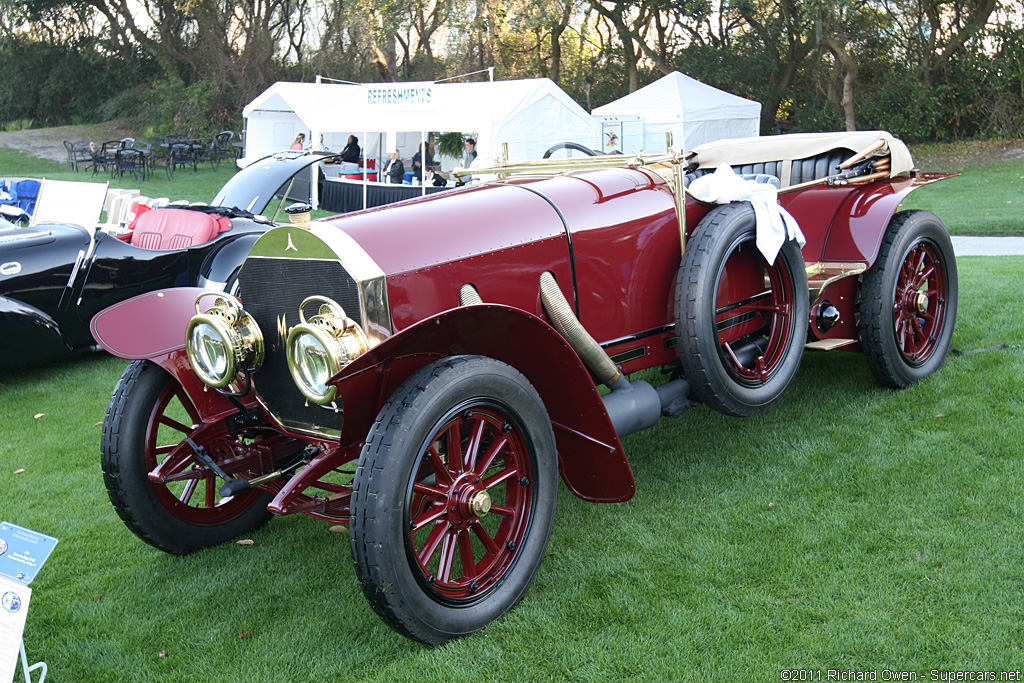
left=673, top=155, right=687, bottom=255
left=500, top=143, right=510, bottom=179
left=664, top=132, right=686, bottom=255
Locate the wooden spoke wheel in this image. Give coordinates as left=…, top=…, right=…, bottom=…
left=859, top=210, right=958, bottom=388
left=350, top=355, right=557, bottom=645
left=101, top=360, right=273, bottom=554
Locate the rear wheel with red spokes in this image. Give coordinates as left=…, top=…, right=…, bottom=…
left=858, top=210, right=958, bottom=388
left=101, top=360, right=273, bottom=554
left=350, top=355, right=557, bottom=645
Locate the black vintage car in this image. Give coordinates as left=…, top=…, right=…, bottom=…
left=0, top=152, right=334, bottom=367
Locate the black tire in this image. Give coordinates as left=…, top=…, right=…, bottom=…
left=858, top=210, right=958, bottom=388
left=101, top=360, right=273, bottom=555
left=350, top=355, right=558, bottom=645
left=675, top=202, right=809, bottom=417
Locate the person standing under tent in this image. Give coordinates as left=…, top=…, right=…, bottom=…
left=412, top=142, right=434, bottom=182
left=383, top=150, right=405, bottom=184
left=463, top=138, right=477, bottom=167
left=290, top=133, right=306, bottom=150
left=456, top=137, right=478, bottom=187
left=340, top=135, right=360, bottom=170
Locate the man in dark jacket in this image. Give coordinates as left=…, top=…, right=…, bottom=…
left=340, top=135, right=360, bottom=170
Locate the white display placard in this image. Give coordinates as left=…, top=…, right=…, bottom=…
left=0, top=575, right=31, bottom=683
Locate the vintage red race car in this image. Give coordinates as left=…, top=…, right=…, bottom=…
left=91, top=130, right=957, bottom=645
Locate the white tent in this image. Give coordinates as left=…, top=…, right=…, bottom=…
left=241, top=78, right=602, bottom=169
left=592, top=71, right=761, bottom=154
left=241, top=82, right=362, bottom=164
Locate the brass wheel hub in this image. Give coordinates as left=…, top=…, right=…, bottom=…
left=470, top=490, right=492, bottom=517
left=446, top=474, right=492, bottom=524
left=914, top=290, right=929, bottom=314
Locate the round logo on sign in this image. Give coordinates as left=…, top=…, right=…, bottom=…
left=2, top=591, right=21, bottom=613
left=0, top=538, right=7, bottom=556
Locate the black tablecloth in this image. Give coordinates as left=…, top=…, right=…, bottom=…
left=321, top=180, right=448, bottom=213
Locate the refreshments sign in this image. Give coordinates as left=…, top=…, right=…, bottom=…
left=365, top=84, right=433, bottom=110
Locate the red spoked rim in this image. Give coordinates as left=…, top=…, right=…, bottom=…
left=404, top=403, right=533, bottom=603
left=892, top=239, right=948, bottom=366
left=144, top=380, right=264, bottom=526
left=713, top=238, right=796, bottom=386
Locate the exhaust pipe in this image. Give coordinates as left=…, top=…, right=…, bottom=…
left=539, top=271, right=621, bottom=387
left=538, top=272, right=692, bottom=437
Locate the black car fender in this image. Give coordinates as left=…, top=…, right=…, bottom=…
left=0, top=294, right=73, bottom=364
left=197, top=232, right=262, bottom=291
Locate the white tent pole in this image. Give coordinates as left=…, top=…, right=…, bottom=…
left=311, top=148, right=319, bottom=209
left=362, top=129, right=368, bottom=210
left=489, top=70, right=495, bottom=163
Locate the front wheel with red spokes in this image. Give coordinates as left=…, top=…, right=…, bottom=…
left=101, top=360, right=274, bottom=555
left=350, top=355, right=557, bottom=645
left=858, top=210, right=958, bottom=388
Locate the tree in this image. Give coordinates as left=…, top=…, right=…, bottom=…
left=880, top=0, right=999, bottom=87
left=731, top=0, right=818, bottom=132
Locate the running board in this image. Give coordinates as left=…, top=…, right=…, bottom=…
left=805, top=338, right=858, bottom=351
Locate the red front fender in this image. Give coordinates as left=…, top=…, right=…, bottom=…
left=331, top=305, right=636, bottom=503
left=90, top=287, right=255, bottom=422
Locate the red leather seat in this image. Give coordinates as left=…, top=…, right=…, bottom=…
left=130, top=208, right=230, bottom=250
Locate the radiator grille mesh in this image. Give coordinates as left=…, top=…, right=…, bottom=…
left=238, top=256, right=361, bottom=434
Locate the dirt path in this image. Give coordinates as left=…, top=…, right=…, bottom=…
left=0, top=124, right=137, bottom=164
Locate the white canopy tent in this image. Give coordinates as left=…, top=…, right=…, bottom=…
left=241, top=81, right=362, bottom=164
left=241, top=77, right=602, bottom=170
left=592, top=71, right=761, bottom=154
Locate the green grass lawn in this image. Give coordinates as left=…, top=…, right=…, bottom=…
left=901, top=159, right=1024, bottom=236
left=1, top=256, right=1021, bottom=681
left=0, top=147, right=237, bottom=212
left=2, top=141, right=1023, bottom=680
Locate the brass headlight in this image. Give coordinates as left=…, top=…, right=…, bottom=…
left=185, top=294, right=265, bottom=388
left=286, top=296, right=369, bottom=406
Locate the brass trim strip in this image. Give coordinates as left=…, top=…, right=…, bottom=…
left=807, top=262, right=867, bottom=302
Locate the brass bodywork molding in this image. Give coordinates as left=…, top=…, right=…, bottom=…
left=806, top=262, right=868, bottom=303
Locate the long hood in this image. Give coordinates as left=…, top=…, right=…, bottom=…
left=313, top=167, right=666, bottom=277
left=318, top=182, right=566, bottom=276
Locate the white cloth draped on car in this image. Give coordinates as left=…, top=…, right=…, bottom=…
left=688, top=165, right=805, bottom=265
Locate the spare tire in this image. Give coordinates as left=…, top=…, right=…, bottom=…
left=674, top=202, right=809, bottom=417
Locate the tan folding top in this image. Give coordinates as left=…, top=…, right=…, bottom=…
left=686, top=130, right=915, bottom=182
